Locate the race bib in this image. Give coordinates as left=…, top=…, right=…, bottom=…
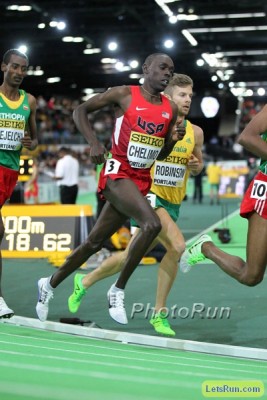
left=127, top=131, right=165, bottom=169
left=251, top=179, right=267, bottom=199
left=152, top=161, right=186, bottom=187
left=104, top=158, right=121, bottom=175
left=0, top=129, right=24, bottom=151
left=146, top=193, right=156, bottom=208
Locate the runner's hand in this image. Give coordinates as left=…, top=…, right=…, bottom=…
left=90, top=141, right=107, bottom=164
left=21, top=131, right=33, bottom=149
left=187, top=154, right=200, bottom=173
left=172, top=118, right=186, bottom=141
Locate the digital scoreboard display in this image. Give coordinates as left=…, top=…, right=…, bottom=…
left=2, top=205, right=94, bottom=258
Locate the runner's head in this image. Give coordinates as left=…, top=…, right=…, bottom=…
left=164, top=73, right=193, bottom=117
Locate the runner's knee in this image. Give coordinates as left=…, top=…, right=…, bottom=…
left=175, top=240, right=186, bottom=257
left=242, top=271, right=264, bottom=287
left=142, top=216, right=162, bottom=238
left=165, top=239, right=185, bottom=258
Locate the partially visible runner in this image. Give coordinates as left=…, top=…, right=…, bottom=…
left=36, top=53, right=186, bottom=323
left=206, top=158, right=221, bottom=205
left=67, top=73, right=204, bottom=335
left=0, top=49, right=38, bottom=318
left=24, top=157, right=39, bottom=204
left=180, top=104, right=267, bottom=288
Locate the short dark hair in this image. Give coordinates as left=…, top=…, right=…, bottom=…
left=3, top=49, right=29, bottom=65
left=144, top=53, right=171, bottom=66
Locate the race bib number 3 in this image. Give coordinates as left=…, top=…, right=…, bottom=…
left=251, top=179, right=267, bottom=199
left=104, top=158, right=121, bottom=175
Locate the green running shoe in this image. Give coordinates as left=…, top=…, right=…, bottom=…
left=150, top=311, right=175, bottom=337
left=180, top=234, right=213, bottom=273
left=68, top=273, right=86, bottom=313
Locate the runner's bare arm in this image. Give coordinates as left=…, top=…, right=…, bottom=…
left=20, top=93, right=38, bottom=150
left=73, top=86, right=131, bottom=164
left=188, top=124, right=204, bottom=176
left=238, top=104, right=267, bottom=159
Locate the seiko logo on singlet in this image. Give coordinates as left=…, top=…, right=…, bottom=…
left=137, top=116, right=165, bottom=135
left=164, top=154, right=187, bottom=164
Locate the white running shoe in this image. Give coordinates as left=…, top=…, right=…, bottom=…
left=0, top=297, right=14, bottom=319
left=36, top=278, right=54, bottom=322
left=180, top=234, right=213, bottom=273
left=107, top=284, right=128, bottom=324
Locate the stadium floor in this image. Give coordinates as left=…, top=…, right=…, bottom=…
left=1, top=195, right=267, bottom=399
left=1, top=322, right=266, bottom=400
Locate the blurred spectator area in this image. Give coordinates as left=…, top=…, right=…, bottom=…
left=21, top=94, right=114, bottom=201
left=20, top=144, right=99, bottom=205
left=205, top=98, right=266, bottom=160
left=34, top=93, right=262, bottom=162
left=36, top=95, right=114, bottom=146
left=239, top=99, right=265, bottom=132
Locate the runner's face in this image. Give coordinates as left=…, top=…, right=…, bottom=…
left=145, top=55, right=174, bottom=92
left=3, top=54, right=28, bottom=87
left=171, top=85, right=193, bottom=117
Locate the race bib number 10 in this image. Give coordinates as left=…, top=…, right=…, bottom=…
left=251, top=180, right=267, bottom=199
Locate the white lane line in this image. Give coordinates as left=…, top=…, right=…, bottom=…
left=0, top=331, right=266, bottom=369
left=0, top=348, right=266, bottom=377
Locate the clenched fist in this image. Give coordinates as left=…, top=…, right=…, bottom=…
left=172, top=118, right=186, bottom=142
left=187, top=154, right=200, bottom=174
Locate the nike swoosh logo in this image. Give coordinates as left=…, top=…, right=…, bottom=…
left=136, top=107, right=147, bottom=111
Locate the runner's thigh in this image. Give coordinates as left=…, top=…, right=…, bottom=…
left=103, top=178, right=158, bottom=227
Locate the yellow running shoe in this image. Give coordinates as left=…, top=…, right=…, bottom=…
left=68, top=274, right=86, bottom=313
left=150, top=311, right=175, bottom=337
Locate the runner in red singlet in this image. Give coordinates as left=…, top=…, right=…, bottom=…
left=180, top=104, right=267, bottom=289
left=36, top=53, right=186, bottom=323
